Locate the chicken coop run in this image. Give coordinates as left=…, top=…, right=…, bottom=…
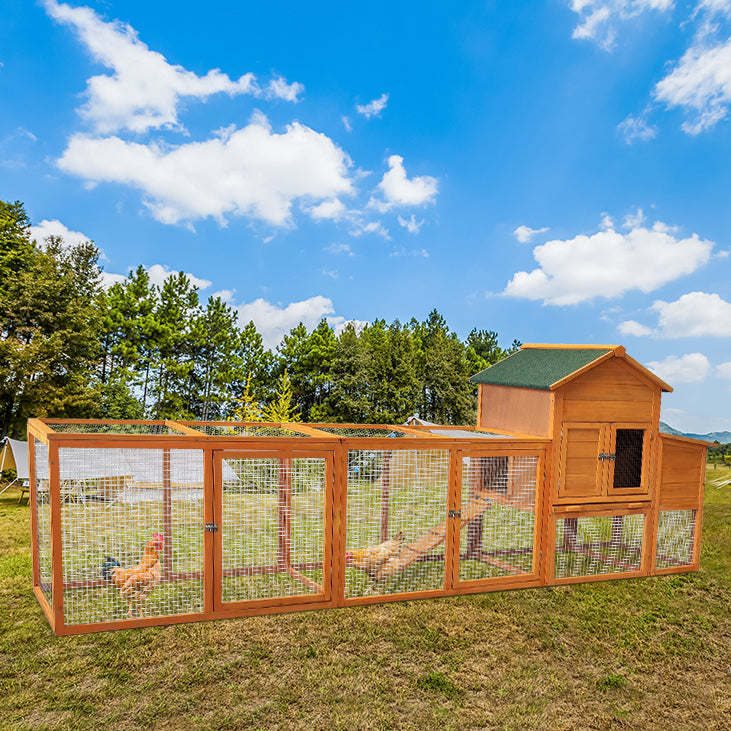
left=28, top=344, right=709, bottom=635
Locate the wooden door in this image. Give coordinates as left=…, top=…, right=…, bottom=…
left=558, top=423, right=606, bottom=500
left=452, top=449, right=544, bottom=591
left=213, top=450, right=334, bottom=611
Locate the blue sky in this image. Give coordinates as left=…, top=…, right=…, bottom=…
left=2, top=0, right=731, bottom=433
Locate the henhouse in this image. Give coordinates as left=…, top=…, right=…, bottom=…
left=28, top=344, right=708, bottom=635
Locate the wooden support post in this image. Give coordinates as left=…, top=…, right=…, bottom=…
left=49, top=443, right=63, bottom=633
left=465, top=456, right=484, bottom=558
left=278, top=458, right=292, bottom=570
left=380, top=451, right=391, bottom=542
left=162, top=449, right=173, bottom=580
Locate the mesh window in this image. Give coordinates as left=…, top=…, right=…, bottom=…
left=459, top=456, right=538, bottom=582
left=345, top=449, right=449, bottom=598
left=220, top=457, right=326, bottom=602
left=56, top=448, right=205, bottom=626
left=613, top=429, right=644, bottom=489
left=554, top=513, right=645, bottom=579
left=655, top=509, right=696, bottom=569
left=34, top=439, right=53, bottom=606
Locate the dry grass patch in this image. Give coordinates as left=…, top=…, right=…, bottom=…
left=1, top=475, right=730, bottom=730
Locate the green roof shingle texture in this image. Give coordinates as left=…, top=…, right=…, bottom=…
left=470, top=348, right=613, bottom=390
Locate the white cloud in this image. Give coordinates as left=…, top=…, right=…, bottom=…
left=349, top=220, right=390, bottom=239
left=397, top=214, right=424, bottom=234
left=44, top=0, right=301, bottom=134
left=617, top=114, right=658, bottom=143
left=30, top=219, right=92, bottom=248
left=569, top=0, right=673, bottom=50
left=99, top=263, right=212, bottom=291
left=370, top=155, right=438, bottom=212
left=717, top=361, right=731, bottom=379
left=646, top=353, right=712, bottom=384
left=232, top=295, right=340, bottom=350
left=307, top=198, right=346, bottom=221
left=504, top=218, right=713, bottom=305
left=341, top=116, right=352, bottom=133
left=654, top=37, right=731, bottom=134
left=356, top=93, right=389, bottom=119
left=513, top=225, right=549, bottom=243
left=651, top=291, right=731, bottom=337
left=144, top=264, right=212, bottom=291
left=618, top=319, right=654, bottom=336
left=326, top=242, right=354, bottom=256
left=100, top=271, right=128, bottom=288
left=623, top=208, right=646, bottom=228
left=264, top=76, right=304, bottom=103
left=57, top=115, right=354, bottom=226
left=322, top=269, right=338, bottom=279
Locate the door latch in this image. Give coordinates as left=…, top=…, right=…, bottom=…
left=598, top=453, right=616, bottom=461
left=204, top=523, right=219, bottom=532
left=448, top=509, right=461, bottom=518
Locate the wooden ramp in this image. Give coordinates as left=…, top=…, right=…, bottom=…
left=375, top=493, right=493, bottom=582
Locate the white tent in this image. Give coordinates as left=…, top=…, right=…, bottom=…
left=0, top=437, right=30, bottom=502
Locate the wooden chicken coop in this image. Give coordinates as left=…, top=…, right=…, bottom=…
left=28, top=344, right=708, bottom=635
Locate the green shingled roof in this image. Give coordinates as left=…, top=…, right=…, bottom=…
left=470, top=347, right=613, bottom=390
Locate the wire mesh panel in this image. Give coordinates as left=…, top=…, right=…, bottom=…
left=33, top=439, right=52, bottom=606
left=458, top=455, right=539, bottom=582
left=55, top=448, right=205, bottom=626
left=554, top=512, right=645, bottom=580
left=612, top=428, right=645, bottom=489
left=344, top=448, right=450, bottom=598
left=192, top=423, right=306, bottom=438
left=219, top=456, right=327, bottom=603
left=655, top=509, right=697, bottom=569
left=48, top=422, right=179, bottom=435
left=315, top=426, right=409, bottom=438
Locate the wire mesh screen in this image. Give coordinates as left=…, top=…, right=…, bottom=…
left=345, top=449, right=450, bottom=598
left=33, top=439, right=53, bottom=606
left=192, top=423, right=306, bottom=438
left=220, top=457, right=326, bottom=602
left=55, top=448, right=205, bottom=626
left=316, top=426, right=408, bottom=438
left=612, top=429, right=645, bottom=489
left=48, top=422, right=178, bottom=435
left=655, top=509, right=696, bottom=569
left=554, top=513, right=645, bottom=579
left=459, top=455, right=539, bottom=582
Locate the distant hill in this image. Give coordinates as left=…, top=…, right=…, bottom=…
left=660, top=422, right=731, bottom=444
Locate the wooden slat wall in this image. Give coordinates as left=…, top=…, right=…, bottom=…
left=657, top=436, right=706, bottom=509
left=561, top=359, right=656, bottom=423
left=477, top=384, right=552, bottom=437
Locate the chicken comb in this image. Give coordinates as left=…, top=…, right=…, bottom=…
left=153, top=532, right=164, bottom=544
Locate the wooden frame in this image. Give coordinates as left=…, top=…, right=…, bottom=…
left=26, top=412, right=708, bottom=635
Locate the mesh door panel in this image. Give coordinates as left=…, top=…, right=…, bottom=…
left=345, top=449, right=449, bottom=598
left=459, top=455, right=538, bottom=581
left=655, top=509, right=696, bottom=569
left=57, top=448, right=205, bottom=626
left=220, top=457, right=326, bottom=602
left=554, top=513, right=645, bottom=579
left=33, top=439, right=53, bottom=606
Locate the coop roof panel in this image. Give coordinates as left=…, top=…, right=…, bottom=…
left=470, top=346, right=614, bottom=390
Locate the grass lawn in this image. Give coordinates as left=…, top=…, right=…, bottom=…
left=0, top=468, right=729, bottom=730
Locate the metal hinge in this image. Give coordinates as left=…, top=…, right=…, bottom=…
left=204, top=523, right=219, bottom=532
left=598, top=453, right=616, bottom=461
left=448, top=509, right=461, bottom=518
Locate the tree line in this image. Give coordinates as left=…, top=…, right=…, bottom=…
left=0, top=200, right=519, bottom=438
